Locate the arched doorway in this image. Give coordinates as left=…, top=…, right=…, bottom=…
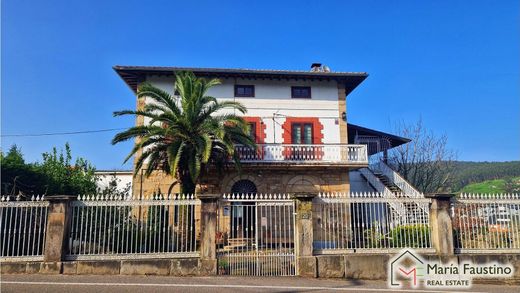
left=229, top=180, right=257, bottom=239
left=231, top=179, right=258, bottom=195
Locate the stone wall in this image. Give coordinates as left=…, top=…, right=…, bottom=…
left=1, top=258, right=206, bottom=276
left=133, top=167, right=351, bottom=196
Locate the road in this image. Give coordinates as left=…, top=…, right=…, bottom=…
left=0, top=274, right=518, bottom=293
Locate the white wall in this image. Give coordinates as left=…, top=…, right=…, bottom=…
left=95, top=171, right=133, bottom=194
left=144, top=76, right=342, bottom=144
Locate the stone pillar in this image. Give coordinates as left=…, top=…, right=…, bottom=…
left=197, top=194, right=220, bottom=275
left=294, top=193, right=317, bottom=277
left=42, top=195, right=74, bottom=273
left=427, top=193, right=455, bottom=256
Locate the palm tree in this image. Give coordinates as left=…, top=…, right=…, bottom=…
left=112, top=71, right=255, bottom=195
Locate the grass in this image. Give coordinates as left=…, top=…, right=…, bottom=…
left=459, top=177, right=520, bottom=194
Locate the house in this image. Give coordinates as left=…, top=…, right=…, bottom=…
left=114, top=63, right=420, bottom=197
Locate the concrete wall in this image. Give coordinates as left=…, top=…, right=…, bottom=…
left=349, top=170, right=375, bottom=193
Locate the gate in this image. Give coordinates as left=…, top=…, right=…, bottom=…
left=216, top=193, right=297, bottom=276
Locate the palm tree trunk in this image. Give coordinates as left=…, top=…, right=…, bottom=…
left=178, top=173, right=196, bottom=251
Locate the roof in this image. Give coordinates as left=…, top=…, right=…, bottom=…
left=347, top=123, right=411, bottom=154
left=113, top=65, right=368, bottom=96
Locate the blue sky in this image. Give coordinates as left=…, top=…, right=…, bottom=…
left=1, top=0, right=519, bottom=169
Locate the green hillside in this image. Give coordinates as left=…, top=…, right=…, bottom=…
left=450, top=161, right=520, bottom=192
left=459, top=177, right=520, bottom=193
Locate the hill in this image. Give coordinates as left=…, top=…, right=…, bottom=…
left=459, top=177, right=520, bottom=193
left=450, top=161, right=520, bottom=192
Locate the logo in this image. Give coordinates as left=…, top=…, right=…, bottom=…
left=389, top=249, right=425, bottom=288
left=388, top=249, right=514, bottom=289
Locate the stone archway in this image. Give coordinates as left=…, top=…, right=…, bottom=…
left=223, top=174, right=262, bottom=194
left=286, top=175, right=325, bottom=194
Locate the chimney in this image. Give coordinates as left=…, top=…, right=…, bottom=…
left=310, top=63, right=322, bottom=72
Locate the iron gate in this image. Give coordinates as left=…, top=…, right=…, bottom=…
left=217, top=193, right=297, bottom=276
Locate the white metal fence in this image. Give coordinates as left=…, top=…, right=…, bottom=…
left=313, top=192, right=433, bottom=253
left=1, top=195, right=49, bottom=262
left=217, top=193, right=296, bottom=276
left=66, top=194, right=200, bottom=260
left=452, top=193, right=520, bottom=253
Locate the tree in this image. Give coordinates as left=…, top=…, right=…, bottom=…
left=39, top=143, right=97, bottom=195
left=388, top=120, right=457, bottom=193
left=0, top=143, right=97, bottom=196
left=0, top=145, right=42, bottom=195
left=112, top=71, right=255, bottom=194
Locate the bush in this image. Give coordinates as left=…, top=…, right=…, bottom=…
left=390, top=224, right=430, bottom=248
left=0, top=143, right=97, bottom=196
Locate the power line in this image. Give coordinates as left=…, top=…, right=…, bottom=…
left=1, top=128, right=129, bottom=138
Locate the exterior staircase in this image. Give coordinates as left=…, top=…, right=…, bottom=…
left=371, top=172, right=401, bottom=193
left=358, top=161, right=429, bottom=224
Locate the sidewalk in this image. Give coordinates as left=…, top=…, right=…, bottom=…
left=1, top=274, right=519, bottom=293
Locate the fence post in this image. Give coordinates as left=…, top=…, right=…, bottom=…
left=427, top=193, right=455, bottom=256
left=293, top=193, right=317, bottom=277
left=197, top=194, right=219, bottom=275
left=42, top=195, right=74, bottom=273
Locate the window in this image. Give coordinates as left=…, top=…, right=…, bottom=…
left=291, top=123, right=313, bottom=144
left=291, top=86, right=311, bottom=99
left=234, top=85, right=255, bottom=97
left=248, top=122, right=257, bottom=141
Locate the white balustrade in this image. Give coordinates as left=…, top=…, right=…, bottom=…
left=234, top=144, right=368, bottom=164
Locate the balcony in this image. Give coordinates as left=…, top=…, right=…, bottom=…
left=234, top=144, right=368, bottom=165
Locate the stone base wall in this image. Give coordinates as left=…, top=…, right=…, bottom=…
left=4, top=254, right=519, bottom=284
left=0, top=258, right=208, bottom=276
left=133, top=167, right=351, bottom=195
left=297, top=254, right=520, bottom=283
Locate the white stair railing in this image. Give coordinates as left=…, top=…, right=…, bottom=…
left=370, top=161, right=423, bottom=198
left=369, top=161, right=429, bottom=217
left=358, top=168, right=407, bottom=222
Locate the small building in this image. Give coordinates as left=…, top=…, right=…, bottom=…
left=94, top=170, right=133, bottom=194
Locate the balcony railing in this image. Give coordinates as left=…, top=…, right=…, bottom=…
left=234, top=144, right=368, bottom=164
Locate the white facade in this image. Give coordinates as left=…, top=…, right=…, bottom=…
left=145, top=76, right=342, bottom=144
left=95, top=171, right=133, bottom=194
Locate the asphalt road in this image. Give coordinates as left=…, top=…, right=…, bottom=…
left=0, top=274, right=518, bottom=293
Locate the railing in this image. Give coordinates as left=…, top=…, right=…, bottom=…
left=313, top=192, right=433, bottom=253
left=66, top=194, right=200, bottom=260
left=358, top=168, right=408, bottom=220
left=452, top=193, right=520, bottom=253
left=370, top=161, right=423, bottom=198
left=235, top=144, right=368, bottom=164
left=1, top=195, right=49, bottom=262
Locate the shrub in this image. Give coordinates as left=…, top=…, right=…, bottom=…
left=390, top=224, right=430, bottom=248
